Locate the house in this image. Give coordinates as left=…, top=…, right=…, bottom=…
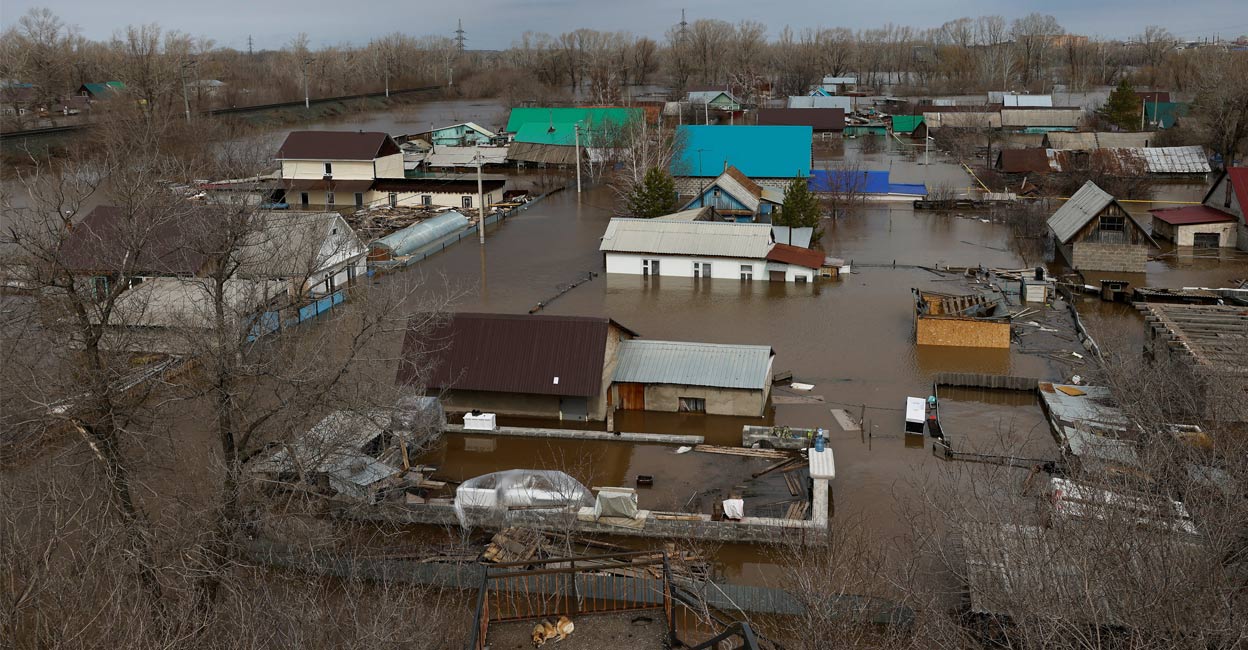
left=609, top=339, right=774, bottom=417
left=95, top=277, right=286, bottom=353
left=995, top=148, right=1060, bottom=174
left=61, top=205, right=367, bottom=304
left=686, top=90, right=742, bottom=112
left=427, top=122, right=496, bottom=147
left=275, top=131, right=505, bottom=210
left=1102, top=146, right=1210, bottom=175
left=1200, top=168, right=1248, bottom=251
left=599, top=218, right=821, bottom=283
left=78, top=81, right=125, bottom=100
left=396, top=313, right=638, bottom=422
left=1044, top=132, right=1152, bottom=150
left=922, top=109, right=1000, bottom=131
left=913, top=289, right=1011, bottom=349
left=890, top=115, right=926, bottom=138
left=504, top=107, right=641, bottom=166
left=756, top=108, right=845, bottom=133
left=787, top=95, right=853, bottom=111
left=1144, top=101, right=1189, bottom=129
left=814, top=76, right=857, bottom=94
left=189, top=79, right=226, bottom=96
left=1047, top=181, right=1156, bottom=272
left=679, top=166, right=783, bottom=221
left=671, top=125, right=812, bottom=185
left=507, top=122, right=582, bottom=166
left=809, top=170, right=927, bottom=201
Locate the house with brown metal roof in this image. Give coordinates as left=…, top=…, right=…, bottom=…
left=756, top=108, right=845, bottom=133
left=396, top=313, right=638, bottom=422
left=275, top=130, right=505, bottom=211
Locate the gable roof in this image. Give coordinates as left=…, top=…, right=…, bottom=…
left=504, top=107, right=641, bottom=133
left=397, top=313, right=634, bottom=397
left=432, top=122, right=496, bottom=138
left=1201, top=168, right=1248, bottom=224
left=766, top=243, right=824, bottom=269
left=997, top=148, right=1059, bottom=173
left=686, top=90, right=740, bottom=105
left=79, top=81, right=125, bottom=97
left=612, top=339, right=774, bottom=390
left=275, top=131, right=401, bottom=161
left=770, top=226, right=813, bottom=249
left=787, top=95, right=853, bottom=110
left=59, top=205, right=225, bottom=275
left=599, top=219, right=774, bottom=259
left=1045, top=131, right=1152, bottom=150
left=757, top=108, right=845, bottom=131
left=234, top=211, right=364, bottom=279
left=512, top=122, right=578, bottom=146
left=672, top=125, right=812, bottom=178
left=681, top=166, right=766, bottom=213
left=809, top=170, right=927, bottom=196
left=891, top=115, right=925, bottom=134
left=1046, top=181, right=1152, bottom=244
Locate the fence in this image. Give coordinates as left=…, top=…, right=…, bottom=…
left=247, top=286, right=353, bottom=342
left=469, top=551, right=677, bottom=650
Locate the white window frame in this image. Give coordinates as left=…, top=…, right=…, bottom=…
left=740, top=264, right=753, bottom=281
left=323, top=162, right=333, bottom=176
left=693, top=261, right=711, bottom=278
left=642, top=258, right=661, bottom=276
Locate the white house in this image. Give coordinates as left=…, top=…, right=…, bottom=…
left=237, top=211, right=369, bottom=299
left=275, top=131, right=504, bottom=211
left=599, top=218, right=821, bottom=283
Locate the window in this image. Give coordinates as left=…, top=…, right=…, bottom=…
left=462, top=195, right=472, bottom=209
left=354, top=192, right=364, bottom=208
left=678, top=397, right=706, bottom=413
left=740, top=264, right=753, bottom=281
left=300, top=192, right=309, bottom=207
left=421, top=195, right=432, bottom=206
left=389, top=192, right=399, bottom=208
left=1193, top=232, right=1221, bottom=248
left=326, top=191, right=335, bottom=206
left=642, top=259, right=660, bottom=276
left=693, top=261, right=711, bottom=278
left=323, top=162, right=333, bottom=176
left=1099, top=216, right=1125, bottom=233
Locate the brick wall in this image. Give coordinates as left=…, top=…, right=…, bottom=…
left=1071, top=241, right=1148, bottom=272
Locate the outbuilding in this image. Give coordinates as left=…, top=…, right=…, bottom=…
left=1148, top=206, right=1238, bottom=248
left=610, top=339, right=774, bottom=417
left=1047, top=181, right=1156, bottom=272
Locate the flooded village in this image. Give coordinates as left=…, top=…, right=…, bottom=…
left=2, top=7, right=1248, bottom=650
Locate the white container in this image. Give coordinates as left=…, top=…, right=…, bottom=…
left=808, top=447, right=836, bottom=480
left=463, top=412, right=497, bottom=431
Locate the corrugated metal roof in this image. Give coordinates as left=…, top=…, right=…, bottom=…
left=683, top=166, right=763, bottom=212
left=1000, top=108, right=1082, bottom=128
left=686, top=91, right=739, bottom=106
left=398, top=313, right=634, bottom=397
left=1045, top=132, right=1152, bottom=150
left=1046, top=181, right=1116, bottom=243
left=890, top=115, right=924, bottom=134
left=60, top=205, right=225, bottom=275
left=612, top=339, right=774, bottom=390
left=672, top=125, right=812, bottom=178
left=766, top=243, right=824, bottom=269
left=599, top=219, right=773, bottom=258
left=1000, top=94, right=1054, bottom=107
left=424, top=145, right=509, bottom=167
left=809, top=170, right=927, bottom=196
left=922, top=111, right=1000, bottom=130
left=757, top=108, right=845, bottom=131
left=787, top=95, right=852, bottom=110
left=1149, top=205, right=1236, bottom=225
left=770, top=226, right=813, bottom=249
left=504, top=107, right=641, bottom=133
left=1132, top=146, right=1210, bottom=174
left=654, top=207, right=712, bottom=222
left=276, top=131, right=401, bottom=160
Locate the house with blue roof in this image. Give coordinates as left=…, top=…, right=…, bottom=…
left=809, top=170, right=927, bottom=201
left=672, top=125, right=812, bottom=181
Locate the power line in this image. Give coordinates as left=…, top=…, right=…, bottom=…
left=454, top=19, right=467, bottom=52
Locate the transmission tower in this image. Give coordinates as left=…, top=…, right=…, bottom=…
left=678, top=9, right=689, bottom=41
left=454, top=19, right=467, bottom=51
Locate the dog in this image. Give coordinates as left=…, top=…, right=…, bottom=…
left=531, top=616, right=574, bottom=646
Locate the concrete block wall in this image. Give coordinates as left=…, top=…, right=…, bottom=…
left=1071, top=242, right=1148, bottom=272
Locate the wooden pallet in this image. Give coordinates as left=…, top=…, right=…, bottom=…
left=693, top=444, right=793, bottom=460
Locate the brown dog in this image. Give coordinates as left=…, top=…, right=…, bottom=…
left=532, top=619, right=558, bottom=647
left=554, top=615, right=574, bottom=642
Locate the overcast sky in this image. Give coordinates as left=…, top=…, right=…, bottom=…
left=3, top=0, right=1246, bottom=50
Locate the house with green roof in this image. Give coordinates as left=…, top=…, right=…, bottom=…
left=505, top=107, right=642, bottom=166
left=1144, top=102, right=1189, bottom=129
left=890, top=115, right=927, bottom=138
left=78, top=81, right=125, bottom=100
left=504, top=107, right=641, bottom=134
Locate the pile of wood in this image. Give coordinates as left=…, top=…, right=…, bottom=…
left=483, top=527, right=547, bottom=563
left=692, top=445, right=793, bottom=460
left=344, top=207, right=445, bottom=239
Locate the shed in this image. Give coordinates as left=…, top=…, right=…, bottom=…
left=890, top=115, right=926, bottom=137
left=1047, top=181, right=1155, bottom=272
left=368, top=211, right=469, bottom=261
left=995, top=148, right=1059, bottom=174
left=610, top=339, right=774, bottom=416
left=1149, top=206, right=1238, bottom=248
left=672, top=125, right=813, bottom=178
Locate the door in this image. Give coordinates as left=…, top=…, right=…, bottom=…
left=1193, top=232, right=1220, bottom=248
left=769, top=270, right=786, bottom=282
left=617, top=383, right=646, bottom=411
left=559, top=396, right=589, bottom=421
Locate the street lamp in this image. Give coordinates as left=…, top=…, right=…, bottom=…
left=302, top=58, right=314, bottom=109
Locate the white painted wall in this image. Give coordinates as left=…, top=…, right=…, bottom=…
left=374, top=153, right=406, bottom=179
left=290, top=189, right=494, bottom=210
left=281, top=159, right=374, bottom=180
left=1171, top=222, right=1238, bottom=248
left=605, top=252, right=815, bottom=282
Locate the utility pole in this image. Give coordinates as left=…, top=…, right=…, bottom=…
left=575, top=122, right=583, bottom=194
left=303, top=58, right=313, bottom=109
left=180, top=60, right=195, bottom=123
left=475, top=151, right=486, bottom=244
left=247, top=35, right=254, bottom=57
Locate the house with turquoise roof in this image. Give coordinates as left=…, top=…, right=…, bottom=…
left=671, top=125, right=813, bottom=183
